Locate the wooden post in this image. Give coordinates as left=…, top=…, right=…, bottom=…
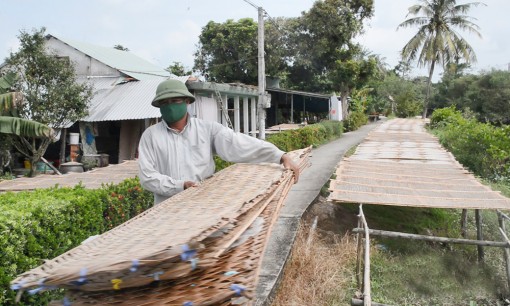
left=59, top=128, right=67, bottom=167
left=358, top=204, right=371, bottom=306
left=356, top=214, right=363, bottom=291
left=40, top=156, right=61, bottom=175
left=475, top=209, right=484, bottom=262
left=257, top=6, right=266, bottom=140
left=290, top=94, right=294, bottom=123
left=498, top=210, right=510, bottom=290
left=461, top=209, right=468, bottom=238
left=351, top=228, right=509, bottom=248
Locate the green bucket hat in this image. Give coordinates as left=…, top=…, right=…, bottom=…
left=151, top=79, right=195, bottom=107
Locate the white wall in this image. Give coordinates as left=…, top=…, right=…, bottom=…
left=329, top=95, right=343, bottom=121
left=45, top=37, right=120, bottom=77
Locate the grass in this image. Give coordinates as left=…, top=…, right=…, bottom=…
left=273, top=184, right=510, bottom=305
left=272, top=222, right=358, bottom=306
left=272, top=124, right=510, bottom=305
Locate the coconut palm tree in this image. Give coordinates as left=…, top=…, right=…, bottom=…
left=398, top=0, right=484, bottom=118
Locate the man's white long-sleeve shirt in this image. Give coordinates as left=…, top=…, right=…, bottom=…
left=138, top=117, right=285, bottom=204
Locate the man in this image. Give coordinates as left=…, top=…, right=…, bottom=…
left=138, top=79, right=300, bottom=204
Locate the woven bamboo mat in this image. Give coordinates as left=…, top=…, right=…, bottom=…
left=12, top=148, right=310, bottom=305
left=328, top=119, right=510, bottom=209
left=0, top=160, right=139, bottom=192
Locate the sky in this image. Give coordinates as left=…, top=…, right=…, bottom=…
left=1, top=0, right=509, bottom=83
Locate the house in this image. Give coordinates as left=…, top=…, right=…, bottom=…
left=266, top=86, right=341, bottom=126
left=42, top=35, right=266, bottom=166
left=5, top=34, right=336, bottom=168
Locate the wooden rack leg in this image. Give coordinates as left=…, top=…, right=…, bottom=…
left=498, top=211, right=510, bottom=291
left=356, top=214, right=362, bottom=291
left=476, top=209, right=484, bottom=262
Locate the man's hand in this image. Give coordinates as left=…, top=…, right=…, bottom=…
left=184, top=181, right=198, bottom=190
left=280, top=154, right=300, bottom=183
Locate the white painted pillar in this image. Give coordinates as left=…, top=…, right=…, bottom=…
left=214, top=93, right=221, bottom=125
left=222, top=94, right=228, bottom=127
left=243, top=97, right=249, bottom=134
left=250, top=97, right=257, bottom=137
left=234, top=96, right=240, bottom=133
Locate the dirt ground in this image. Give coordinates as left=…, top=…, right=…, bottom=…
left=302, top=195, right=358, bottom=239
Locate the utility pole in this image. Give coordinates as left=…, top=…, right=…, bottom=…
left=257, top=6, right=266, bottom=140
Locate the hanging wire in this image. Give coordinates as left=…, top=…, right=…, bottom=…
left=242, top=0, right=259, bottom=10
left=197, top=0, right=288, bottom=72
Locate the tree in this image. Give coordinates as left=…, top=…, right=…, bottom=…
left=330, top=47, right=381, bottom=119
left=397, top=0, right=484, bottom=118
left=371, top=73, right=425, bottom=117
left=193, top=18, right=288, bottom=84
left=113, top=44, right=129, bottom=51
left=287, top=0, right=375, bottom=118
left=167, top=61, right=192, bottom=76
left=4, top=28, right=93, bottom=176
left=194, top=18, right=259, bottom=84
left=435, top=70, right=510, bottom=123
left=0, top=73, right=52, bottom=175
left=394, top=59, right=413, bottom=79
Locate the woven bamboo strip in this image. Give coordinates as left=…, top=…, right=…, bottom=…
left=331, top=181, right=505, bottom=200
left=328, top=119, right=510, bottom=210
left=330, top=178, right=492, bottom=192
left=339, top=159, right=466, bottom=171
left=11, top=158, right=294, bottom=292
left=49, top=150, right=310, bottom=305
left=330, top=190, right=510, bottom=209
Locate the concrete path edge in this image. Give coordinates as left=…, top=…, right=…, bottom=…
left=254, top=121, right=383, bottom=305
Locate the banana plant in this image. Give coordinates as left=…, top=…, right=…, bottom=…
left=1, top=79, right=55, bottom=176
left=0, top=115, right=53, bottom=138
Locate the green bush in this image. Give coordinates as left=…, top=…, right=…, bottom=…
left=267, top=121, right=343, bottom=151
left=429, top=106, right=465, bottom=129
left=0, top=185, right=104, bottom=305
left=344, top=111, right=368, bottom=132
left=394, top=91, right=422, bottom=118
left=101, top=178, right=153, bottom=230
left=214, top=121, right=344, bottom=171
left=430, top=108, right=510, bottom=181
left=0, top=178, right=153, bottom=305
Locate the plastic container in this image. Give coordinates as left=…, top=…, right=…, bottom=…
left=36, top=161, right=53, bottom=172
left=69, top=132, right=80, bottom=145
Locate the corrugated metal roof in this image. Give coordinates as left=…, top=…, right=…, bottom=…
left=83, top=78, right=166, bottom=121
left=267, top=87, right=331, bottom=99
left=50, top=35, right=171, bottom=80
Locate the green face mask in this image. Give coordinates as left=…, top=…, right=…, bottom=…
left=160, top=103, right=188, bottom=124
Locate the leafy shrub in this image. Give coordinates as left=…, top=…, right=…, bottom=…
left=430, top=108, right=510, bottom=181
left=394, top=91, right=422, bottom=118
left=101, top=178, right=153, bottom=230
left=0, top=178, right=153, bottom=305
left=267, top=121, right=343, bottom=151
left=344, top=111, right=368, bottom=132
left=214, top=121, right=343, bottom=171
left=0, top=185, right=104, bottom=305
left=319, top=120, right=343, bottom=138
left=429, top=106, right=465, bottom=129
